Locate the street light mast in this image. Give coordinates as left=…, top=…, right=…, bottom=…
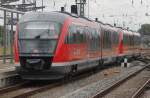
left=75, top=0, right=86, bottom=17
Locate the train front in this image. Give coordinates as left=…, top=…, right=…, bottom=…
left=15, top=12, right=63, bottom=80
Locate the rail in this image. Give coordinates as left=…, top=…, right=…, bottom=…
left=0, top=67, right=95, bottom=98
left=91, top=63, right=150, bottom=98
left=131, top=79, right=150, bottom=98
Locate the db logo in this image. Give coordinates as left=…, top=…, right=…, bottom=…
left=33, top=49, right=39, bottom=53
left=32, top=49, right=39, bottom=56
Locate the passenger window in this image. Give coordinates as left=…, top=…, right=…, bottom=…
left=65, top=25, right=75, bottom=44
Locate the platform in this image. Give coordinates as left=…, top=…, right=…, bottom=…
left=0, top=63, right=15, bottom=72
left=0, top=63, right=21, bottom=88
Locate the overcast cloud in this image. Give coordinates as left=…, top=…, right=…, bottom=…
left=1, top=0, right=150, bottom=31
left=41, top=0, right=150, bottom=31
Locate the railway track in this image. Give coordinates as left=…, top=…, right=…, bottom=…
left=0, top=55, right=12, bottom=59
left=0, top=67, right=99, bottom=98
left=92, top=64, right=150, bottom=98
left=0, top=81, right=28, bottom=94
left=0, top=61, right=148, bottom=98
left=0, top=80, right=62, bottom=98
left=131, top=79, right=150, bottom=98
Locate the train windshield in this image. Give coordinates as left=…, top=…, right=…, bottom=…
left=18, top=21, right=61, bottom=56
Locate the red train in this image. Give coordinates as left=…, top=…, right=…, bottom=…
left=14, top=12, right=141, bottom=80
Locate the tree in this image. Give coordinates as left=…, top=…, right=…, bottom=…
left=0, top=26, right=4, bottom=46
left=138, top=24, right=150, bottom=35
left=138, top=24, right=150, bottom=48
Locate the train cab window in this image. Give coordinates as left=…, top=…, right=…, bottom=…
left=19, top=21, right=61, bottom=39
left=18, top=21, right=61, bottom=55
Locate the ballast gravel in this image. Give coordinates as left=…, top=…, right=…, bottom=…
left=29, top=61, right=145, bottom=98
left=60, top=62, right=145, bottom=98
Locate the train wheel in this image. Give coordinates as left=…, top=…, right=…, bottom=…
left=98, top=60, right=104, bottom=69
left=69, top=64, right=78, bottom=77
left=116, top=57, right=120, bottom=64
left=20, top=58, right=26, bottom=68
left=63, top=73, right=72, bottom=81
left=71, top=65, right=77, bottom=73
left=116, top=57, right=123, bottom=65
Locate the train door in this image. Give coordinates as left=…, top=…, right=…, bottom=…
left=100, top=25, right=105, bottom=64
left=85, top=27, right=91, bottom=58
left=99, top=25, right=103, bottom=65
left=131, top=32, right=135, bottom=54
left=118, top=31, right=124, bottom=55
left=86, top=27, right=99, bottom=58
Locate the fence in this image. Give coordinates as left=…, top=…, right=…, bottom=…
left=0, top=7, right=24, bottom=64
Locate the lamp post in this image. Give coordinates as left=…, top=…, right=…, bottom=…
left=75, top=0, right=86, bottom=17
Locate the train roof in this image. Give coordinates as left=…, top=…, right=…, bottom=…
left=133, top=32, right=141, bottom=36
left=19, top=11, right=95, bottom=24
left=19, top=11, right=141, bottom=36
left=19, top=11, right=114, bottom=27
left=19, top=12, right=70, bottom=24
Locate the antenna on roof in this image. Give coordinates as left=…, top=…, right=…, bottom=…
left=71, top=5, right=78, bottom=14
left=95, top=18, right=98, bottom=22
left=61, top=7, right=65, bottom=12
left=75, top=0, right=86, bottom=17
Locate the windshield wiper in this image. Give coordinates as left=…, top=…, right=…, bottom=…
left=34, top=29, right=50, bottom=39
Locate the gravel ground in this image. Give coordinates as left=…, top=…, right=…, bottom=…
left=102, top=68, right=150, bottom=98
left=140, top=83, right=150, bottom=98
left=29, top=61, right=145, bottom=98
left=141, top=90, right=150, bottom=98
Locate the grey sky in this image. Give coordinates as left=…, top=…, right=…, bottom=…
left=1, top=0, right=150, bottom=31
left=42, top=0, right=150, bottom=31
